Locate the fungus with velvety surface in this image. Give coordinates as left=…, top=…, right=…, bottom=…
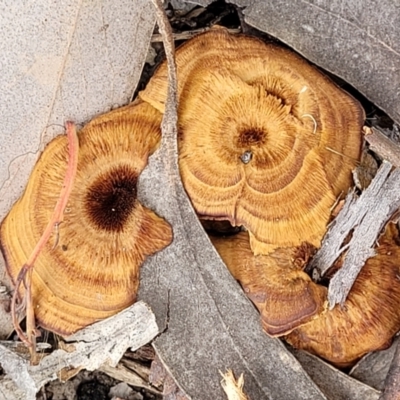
left=0, top=101, right=172, bottom=335
left=141, top=27, right=364, bottom=255
left=210, top=232, right=326, bottom=336
left=285, top=226, right=400, bottom=367
left=212, top=227, right=400, bottom=367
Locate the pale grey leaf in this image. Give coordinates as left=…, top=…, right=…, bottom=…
left=350, top=337, right=400, bottom=391
left=292, top=348, right=381, bottom=400
left=0, top=0, right=155, bottom=222
left=0, top=0, right=156, bottom=338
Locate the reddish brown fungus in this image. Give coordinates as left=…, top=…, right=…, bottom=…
left=141, top=27, right=364, bottom=255
left=210, top=232, right=326, bottom=336
left=0, top=101, right=172, bottom=335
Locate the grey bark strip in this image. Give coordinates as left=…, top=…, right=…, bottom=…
left=308, top=161, right=400, bottom=307
left=0, top=302, right=159, bottom=400
left=137, top=1, right=327, bottom=399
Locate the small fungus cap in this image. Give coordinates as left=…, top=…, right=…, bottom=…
left=211, top=232, right=327, bottom=336
left=141, top=28, right=364, bottom=255
left=0, top=101, right=172, bottom=336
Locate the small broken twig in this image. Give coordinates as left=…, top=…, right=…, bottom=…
left=10, top=121, right=79, bottom=363
left=151, top=27, right=241, bottom=42
left=364, top=126, right=400, bottom=167
left=220, top=370, right=250, bottom=400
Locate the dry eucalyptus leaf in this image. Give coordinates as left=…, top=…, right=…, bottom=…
left=0, top=0, right=156, bottom=338
left=350, top=337, right=400, bottom=391
left=0, top=302, right=158, bottom=400
left=291, top=349, right=380, bottom=400
left=0, top=0, right=156, bottom=222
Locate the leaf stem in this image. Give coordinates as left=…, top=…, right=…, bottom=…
left=11, top=121, right=79, bottom=363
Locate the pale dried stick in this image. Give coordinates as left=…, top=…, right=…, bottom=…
left=220, top=369, right=250, bottom=400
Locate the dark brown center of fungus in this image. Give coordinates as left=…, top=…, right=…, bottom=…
left=237, top=127, right=266, bottom=147
left=85, top=165, right=137, bottom=232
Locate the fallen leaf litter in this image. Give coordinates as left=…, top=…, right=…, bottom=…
left=1, top=11, right=400, bottom=400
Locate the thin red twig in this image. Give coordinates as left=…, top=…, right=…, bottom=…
left=10, top=121, right=79, bottom=363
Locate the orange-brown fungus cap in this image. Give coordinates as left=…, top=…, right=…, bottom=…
left=210, top=232, right=326, bottom=336
left=141, top=27, right=364, bottom=255
left=286, top=227, right=400, bottom=367
left=0, top=101, right=172, bottom=336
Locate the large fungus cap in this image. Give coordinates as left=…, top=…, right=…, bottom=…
left=285, top=226, right=400, bottom=367
left=0, top=101, right=172, bottom=336
left=141, top=27, right=364, bottom=255
left=210, top=232, right=327, bottom=336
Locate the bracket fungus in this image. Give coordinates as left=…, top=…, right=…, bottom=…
left=212, top=227, right=400, bottom=367
left=140, top=27, right=365, bottom=254
left=0, top=101, right=172, bottom=336
left=210, top=232, right=326, bottom=337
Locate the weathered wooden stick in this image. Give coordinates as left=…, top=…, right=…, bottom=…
left=364, top=127, right=400, bottom=167
left=308, top=161, right=391, bottom=278
left=328, top=164, right=400, bottom=306
left=308, top=128, right=400, bottom=307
